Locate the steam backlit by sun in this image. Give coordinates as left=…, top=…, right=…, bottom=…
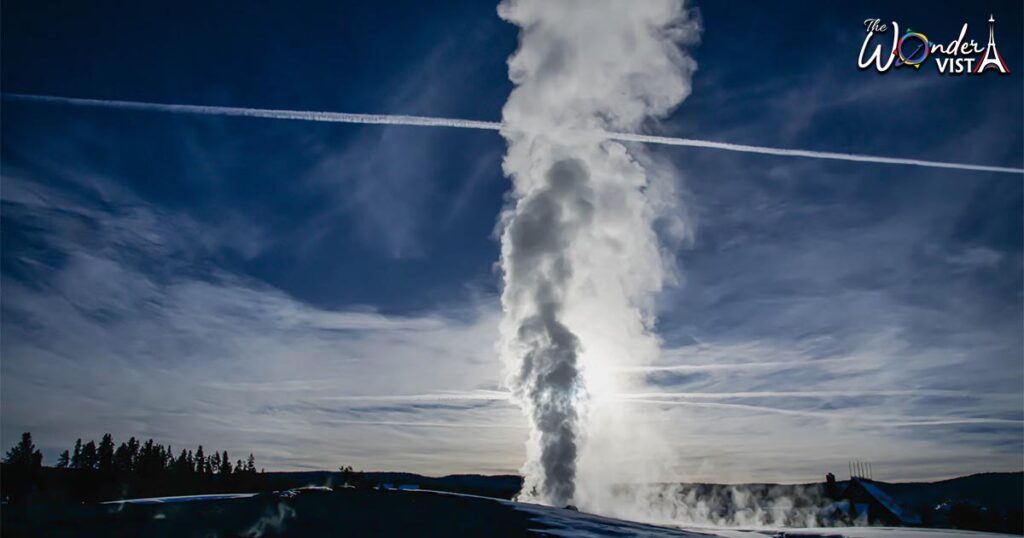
left=495, top=0, right=700, bottom=513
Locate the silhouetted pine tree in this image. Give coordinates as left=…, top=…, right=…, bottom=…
left=3, top=432, right=41, bottom=467
left=80, top=441, right=98, bottom=470
left=220, top=451, right=232, bottom=475
left=71, top=439, right=83, bottom=469
left=2, top=432, right=43, bottom=503
left=57, top=450, right=70, bottom=469
left=114, top=442, right=132, bottom=472
left=126, top=437, right=140, bottom=471
left=98, top=434, right=115, bottom=474
left=176, top=449, right=190, bottom=474
left=195, top=446, right=206, bottom=476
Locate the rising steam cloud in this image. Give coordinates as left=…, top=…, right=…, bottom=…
left=496, top=0, right=699, bottom=509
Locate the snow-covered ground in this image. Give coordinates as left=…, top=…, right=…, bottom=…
left=507, top=502, right=1022, bottom=538
left=100, top=492, right=258, bottom=504
left=767, top=528, right=1023, bottom=538
left=508, top=501, right=710, bottom=537
left=72, top=488, right=1021, bottom=538
left=407, top=489, right=1020, bottom=538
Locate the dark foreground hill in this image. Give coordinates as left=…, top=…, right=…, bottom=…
left=2, top=488, right=543, bottom=538
left=197, top=469, right=1024, bottom=520
left=3, top=466, right=1020, bottom=535
left=2, top=487, right=720, bottom=538
left=0, top=463, right=523, bottom=504
left=878, top=472, right=1023, bottom=513
left=261, top=470, right=523, bottom=499
left=3, top=487, right=1021, bottom=538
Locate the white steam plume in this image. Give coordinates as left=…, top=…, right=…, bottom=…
left=495, top=0, right=698, bottom=510
left=4, top=93, right=1021, bottom=174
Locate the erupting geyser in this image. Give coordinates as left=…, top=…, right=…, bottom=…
left=496, top=0, right=700, bottom=510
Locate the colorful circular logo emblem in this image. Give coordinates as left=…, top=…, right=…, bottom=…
left=895, top=30, right=930, bottom=68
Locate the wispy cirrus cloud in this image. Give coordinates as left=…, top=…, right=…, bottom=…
left=1, top=160, right=523, bottom=473
left=3, top=153, right=1020, bottom=480
left=1, top=1, right=1020, bottom=484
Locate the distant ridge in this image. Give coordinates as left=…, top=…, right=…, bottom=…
left=256, top=469, right=1022, bottom=508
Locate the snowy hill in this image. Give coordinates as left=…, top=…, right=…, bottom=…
left=4, top=486, right=1022, bottom=538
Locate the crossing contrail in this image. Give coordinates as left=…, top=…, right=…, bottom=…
left=4, top=93, right=1022, bottom=175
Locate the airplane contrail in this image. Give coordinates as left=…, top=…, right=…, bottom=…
left=2, top=93, right=501, bottom=131
left=623, top=398, right=1024, bottom=427
left=4, top=93, right=1022, bottom=175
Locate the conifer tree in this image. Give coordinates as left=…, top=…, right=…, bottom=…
left=114, top=443, right=131, bottom=472
left=195, top=446, right=206, bottom=476
left=98, top=434, right=115, bottom=473
left=220, top=451, right=232, bottom=475
left=3, top=432, right=40, bottom=466
left=127, top=437, right=140, bottom=471
left=71, top=439, right=83, bottom=469
left=80, top=440, right=98, bottom=470
left=57, top=449, right=70, bottom=469
left=176, top=449, right=190, bottom=473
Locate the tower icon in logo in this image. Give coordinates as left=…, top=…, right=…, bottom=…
left=974, top=14, right=1010, bottom=74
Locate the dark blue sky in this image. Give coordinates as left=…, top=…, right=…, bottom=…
left=2, top=0, right=1021, bottom=480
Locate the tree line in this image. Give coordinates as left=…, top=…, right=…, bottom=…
left=51, top=434, right=258, bottom=477
left=3, top=432, right=264, bottom=504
